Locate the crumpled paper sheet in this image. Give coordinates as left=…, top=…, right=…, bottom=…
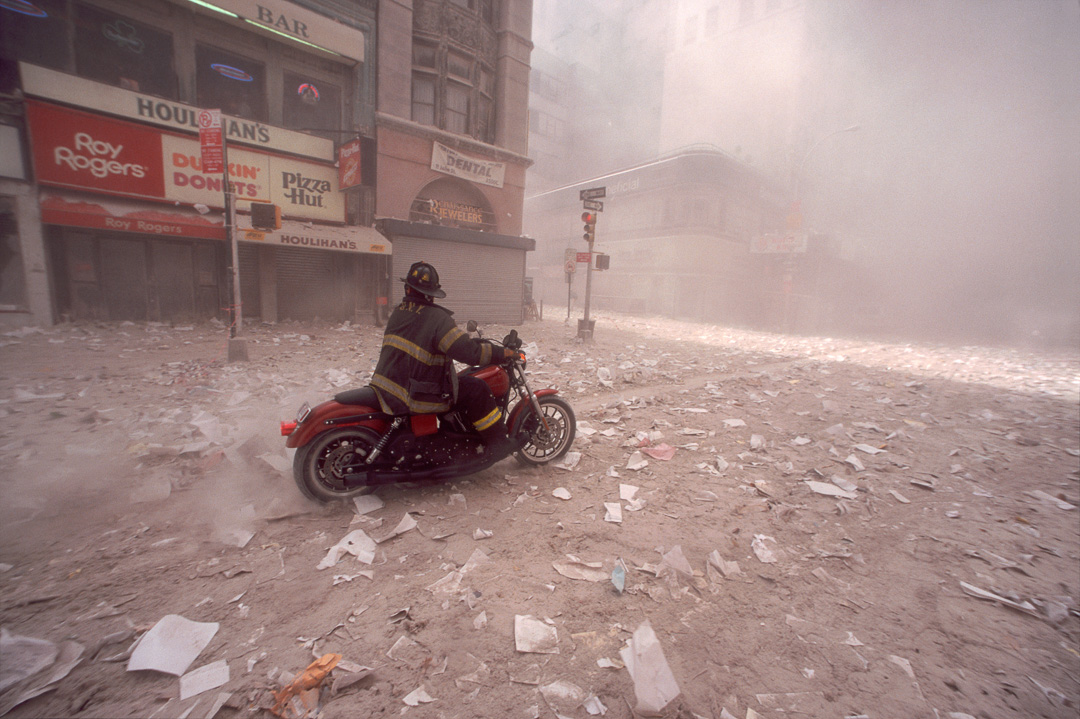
left=619, top=620, right=680, bottom=716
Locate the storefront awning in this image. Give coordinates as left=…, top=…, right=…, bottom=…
left=236, top=220, right=390, bottom=255
left=40, top=191, right=225, bottom=240
left=376, top=218, right=535, bottom=252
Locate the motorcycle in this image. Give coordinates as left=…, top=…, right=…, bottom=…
left=280, top=325, right=576, bottom=502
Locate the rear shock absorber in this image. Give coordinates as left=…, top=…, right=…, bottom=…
left=366, top=416, right=404, bottom=464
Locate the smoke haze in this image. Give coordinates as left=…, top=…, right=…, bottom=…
left=528, top=0, right=1080, bottom=346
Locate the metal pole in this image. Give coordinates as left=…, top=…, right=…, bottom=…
left=224, top=142, right=241, bottom=336
left=223, top=133, right=248, bottom=361
left=566, top=271, right=572, bottom=320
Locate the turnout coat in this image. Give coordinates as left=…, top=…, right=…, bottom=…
left=370, top=297, right=495, bottom=415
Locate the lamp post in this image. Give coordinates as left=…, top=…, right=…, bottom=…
left=784, top=124, right=859, bottom=332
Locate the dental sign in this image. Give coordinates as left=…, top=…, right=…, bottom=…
left=27, top=101, right=344, bottom=222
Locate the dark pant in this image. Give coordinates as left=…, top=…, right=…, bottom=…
left=456, top=375, right=502, bottom=434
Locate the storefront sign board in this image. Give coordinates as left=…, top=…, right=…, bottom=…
left=20, top=63, right=334, bottom=162
left=431, top=141, right=505, bottom=188
left=29, top=100, right=345, bottom=223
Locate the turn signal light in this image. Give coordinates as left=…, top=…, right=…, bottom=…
left=280, top=420, right=297, bottom=436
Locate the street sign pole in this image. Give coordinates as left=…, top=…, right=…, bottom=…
left=199, top=109, right=246, bottom=361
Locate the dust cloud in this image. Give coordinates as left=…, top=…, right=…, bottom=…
left=528, top=0, right=1080, bottom=347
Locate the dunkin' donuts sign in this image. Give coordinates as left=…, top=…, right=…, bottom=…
left=27, top=100, right=344, bottom=222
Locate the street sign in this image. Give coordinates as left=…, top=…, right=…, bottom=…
left=579, top=186, right=606, bottom=201
left=564, top=259, right=576, bottom=274
left=198, top=109, right=223, bottom=174
left=576, top=252, right=592, bottom=263
left=582, top=199, right=604, bottom=212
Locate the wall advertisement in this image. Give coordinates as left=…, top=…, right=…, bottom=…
left=27, top=100, right=345, bottom=223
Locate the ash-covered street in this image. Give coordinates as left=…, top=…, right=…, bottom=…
left=1, top=314, right=1077, bottom=718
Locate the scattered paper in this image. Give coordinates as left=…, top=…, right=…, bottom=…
left=959, top=581, right=1038, bottom=616
left=853, top=443, right=885, bottom=454
left=626, top=452, right=649, bottom=471
left=604, top=502, right=623, bottom=523
left=375, top=513, right=418, bottom=543
left=554, top=452, right=582, bottom=471
left=722, top=419, right=746, bottom=428
left=317, top=529, right=376, bottom=569
left=515, top=615, right=558, bottom=654
left=352, top=494, right=384, bottom=515
left=552, top=487, right=572, bottom=500
left=641, top=444, right=676, bottom=460
left=751, top=535, right=778, bottom=564
left=620, top=620, right=681, bottom=716
left=127, top=615, right=219, bottom=676
left=473, top=528, right=493, bottom=540
left=402, top=685, right=435, bottom=706
left=805, top=480, right=857, bottom=500
left=1026, top=490, right=1076, bottom=511
left=888, top=490, right=910, bottom=504
left=620, top=484, right=639, bottom=501
left=179, top=660, right=229, bottom=701
left=553, top=555, right=608, bottom=582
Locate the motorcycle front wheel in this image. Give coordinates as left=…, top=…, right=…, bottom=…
left=294, top=427, right=380, bottom=502
left=513, top=396, right=576, bottom=466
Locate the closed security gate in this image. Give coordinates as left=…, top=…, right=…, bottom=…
left=277, top=247, right=358, bottom=322
left=390, top=237, right=524, bottom=325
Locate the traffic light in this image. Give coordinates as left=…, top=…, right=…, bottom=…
left=251, top=202, right=281, bottom=230
left=582, top=211, right=596, bottom=244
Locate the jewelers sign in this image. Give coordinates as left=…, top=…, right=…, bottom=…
left=430, top=141, right=505, bottom=188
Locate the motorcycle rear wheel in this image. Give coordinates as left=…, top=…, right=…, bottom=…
left=513, top=396, right=576, bottom=466
left=294, top=427, right=381, bottom=502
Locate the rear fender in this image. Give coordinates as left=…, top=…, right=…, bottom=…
left=285, top=399, right=390, bottom=449
left=507, top=388, right=560, bottom=431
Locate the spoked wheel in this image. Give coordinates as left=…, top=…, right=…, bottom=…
left=513, top=396, right=576, bottom=466
left=294, top=427, right=380, bottom=502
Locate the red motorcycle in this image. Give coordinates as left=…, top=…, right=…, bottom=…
left=280, top=327, right=576, bottom=502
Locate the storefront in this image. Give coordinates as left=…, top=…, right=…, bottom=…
left=21, top=62, right=386, bottom=323
left=375, top=118, right=535, bottom=325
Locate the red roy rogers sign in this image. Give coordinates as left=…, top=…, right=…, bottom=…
left=27, top=100, right=345, bottom=223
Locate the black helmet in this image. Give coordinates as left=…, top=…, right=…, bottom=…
left=401, top=261, right=446, bottom=298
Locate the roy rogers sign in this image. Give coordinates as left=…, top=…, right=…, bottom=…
left=27, top=101, right=344, bottom=222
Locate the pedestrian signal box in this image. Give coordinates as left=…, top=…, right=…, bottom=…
left=251, top=202, right=281, bottom=230
left=594, top=253, right=610, bottom=271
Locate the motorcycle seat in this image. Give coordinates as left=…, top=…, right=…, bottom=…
left=334, top=386, right=380, bottom=407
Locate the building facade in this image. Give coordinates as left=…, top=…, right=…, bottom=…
left=524, top=149, right=792, bottom=327
left=1, top=0, right=534, bottom=329
left=374, top=0, right=535, bottom=326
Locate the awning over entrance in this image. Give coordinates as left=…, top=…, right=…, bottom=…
left=376, top=218, right=535, bottom=252
left=40, top=191, right=225, bottom=240
left=236, top=220, right=391, bottom=255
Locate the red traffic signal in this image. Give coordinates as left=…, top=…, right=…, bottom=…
left=581, top=211, right=596, bottom=225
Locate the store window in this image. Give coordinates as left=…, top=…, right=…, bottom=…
left=74, top=3, right=176, bottom=98
left=0, top=0, right=70, bottom=77
left=196, top=44, right=267, bottom=122
left=282, top=70, right=342, bottom=139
